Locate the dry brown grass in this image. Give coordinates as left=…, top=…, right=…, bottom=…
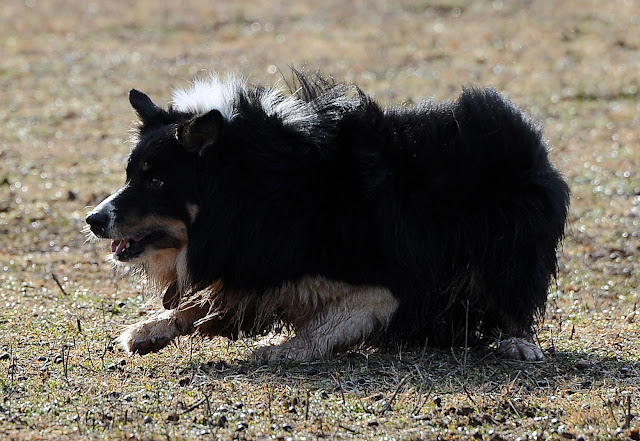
left=1, top=0, right=640, bottom=439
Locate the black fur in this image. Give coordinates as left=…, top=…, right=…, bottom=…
left=95, top=72, right=570, bottom=349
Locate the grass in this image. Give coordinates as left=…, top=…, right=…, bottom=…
left=1, top=0, right=640, bottom=439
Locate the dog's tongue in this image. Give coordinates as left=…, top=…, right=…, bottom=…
left=110, top=235, right=146, bottom=254
left=163, top=282, right=180, bottom=310
left=111, top=239, right=128, bottom=254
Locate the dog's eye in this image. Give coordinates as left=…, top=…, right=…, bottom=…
left=150, top=178, right=164, bottom=188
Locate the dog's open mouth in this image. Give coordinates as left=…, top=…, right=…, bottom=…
left=110, top=232, right=164, bottom=261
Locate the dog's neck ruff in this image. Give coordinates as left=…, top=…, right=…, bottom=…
left=170, top=74, right=318, bottom=128
left=171, top=75, right=242, bottom=121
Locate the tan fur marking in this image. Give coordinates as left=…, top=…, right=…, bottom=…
left=254, top=280, right=399, bottom=362
left=277, top=276, right=359, bottom=324
left=197, top=275, right=394, bottom=335
left=146, top=248, right=179, bottom=288
left=175, top=247, right=190, bottom=293
left=146, top=217, right=187, bottom=243
left=186, top=203, right=199, bottom=224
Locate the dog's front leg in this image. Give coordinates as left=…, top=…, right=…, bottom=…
left=117, top=302, right=209, bottom=355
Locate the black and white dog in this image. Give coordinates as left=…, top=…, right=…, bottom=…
left=86, top=71, right=569, bottom=362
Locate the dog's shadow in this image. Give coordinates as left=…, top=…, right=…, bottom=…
left=182, top=345, right=639, bottom=402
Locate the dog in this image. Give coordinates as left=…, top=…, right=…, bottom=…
left=86, top=71, right=569, bottom=362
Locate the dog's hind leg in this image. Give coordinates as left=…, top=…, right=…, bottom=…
left=482, top=289, right=547, bottom=362
left=253, top=285, right=399, bottom=363
left=482, top=249, right=557, bottom=362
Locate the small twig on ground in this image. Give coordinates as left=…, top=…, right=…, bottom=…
left=338, top=423, right=358, bottom=434
left=507, top=398, right=521, bottom=417
left=61, top=344, right=69, bottom=380
left=597, top=392, right=619, bottom=426
left=267, top=386, right=273, bottom=422
left=379, top=374, right=410, bottom=414
left=204, top=393, right=216, bottom=435
left=305, top=388, right=310, bottom=421
left=412, top=382, right=434, bottom=416
left=456, top=377, right=477, bottom=406
left=411, top=365, right=432, bottom=415
left=463, top=299, right=470, bottom=373
left=623, top=395, right=633, bottom=429
left=100, top=338, right=109, bottom=371
left=51, top=272, right=68, bottom=296
left=333, top=371, right=346, bottom=405
left=181, top=397, right=206, bottom=415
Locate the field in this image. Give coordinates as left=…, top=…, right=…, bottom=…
left=1, top=0, right=639, bottom=439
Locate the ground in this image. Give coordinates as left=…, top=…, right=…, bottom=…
left=1, top=1, right=639, bottom=439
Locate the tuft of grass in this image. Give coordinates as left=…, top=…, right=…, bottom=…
left=1, top=0, right=640, bottom=439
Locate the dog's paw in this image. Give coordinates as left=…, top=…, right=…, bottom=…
left=253, top=345, right=312, bottom=364
left=252, top=337, right=317, bottom=364
left=498, top=337, right=544, bottom=361
left=117, top=311, right=180, bottom=355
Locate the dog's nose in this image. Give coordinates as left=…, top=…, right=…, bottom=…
left=86, top=211, right=110, bottom=234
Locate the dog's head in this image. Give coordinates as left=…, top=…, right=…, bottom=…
left=86, top=89, right=224, bottom=302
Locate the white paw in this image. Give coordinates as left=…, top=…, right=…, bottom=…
left=498, top=337, right=544, bottom=361
left=252, top=336, right=317, bottom=364
left=117, top=310, right=180, bottom=355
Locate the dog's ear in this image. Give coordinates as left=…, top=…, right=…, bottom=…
left=177, top=109, right=224, bottom=157
left=129, top=89, right=162, bottom=123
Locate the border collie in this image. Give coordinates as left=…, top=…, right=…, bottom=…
left=86, top=71, right=569, bottom=362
